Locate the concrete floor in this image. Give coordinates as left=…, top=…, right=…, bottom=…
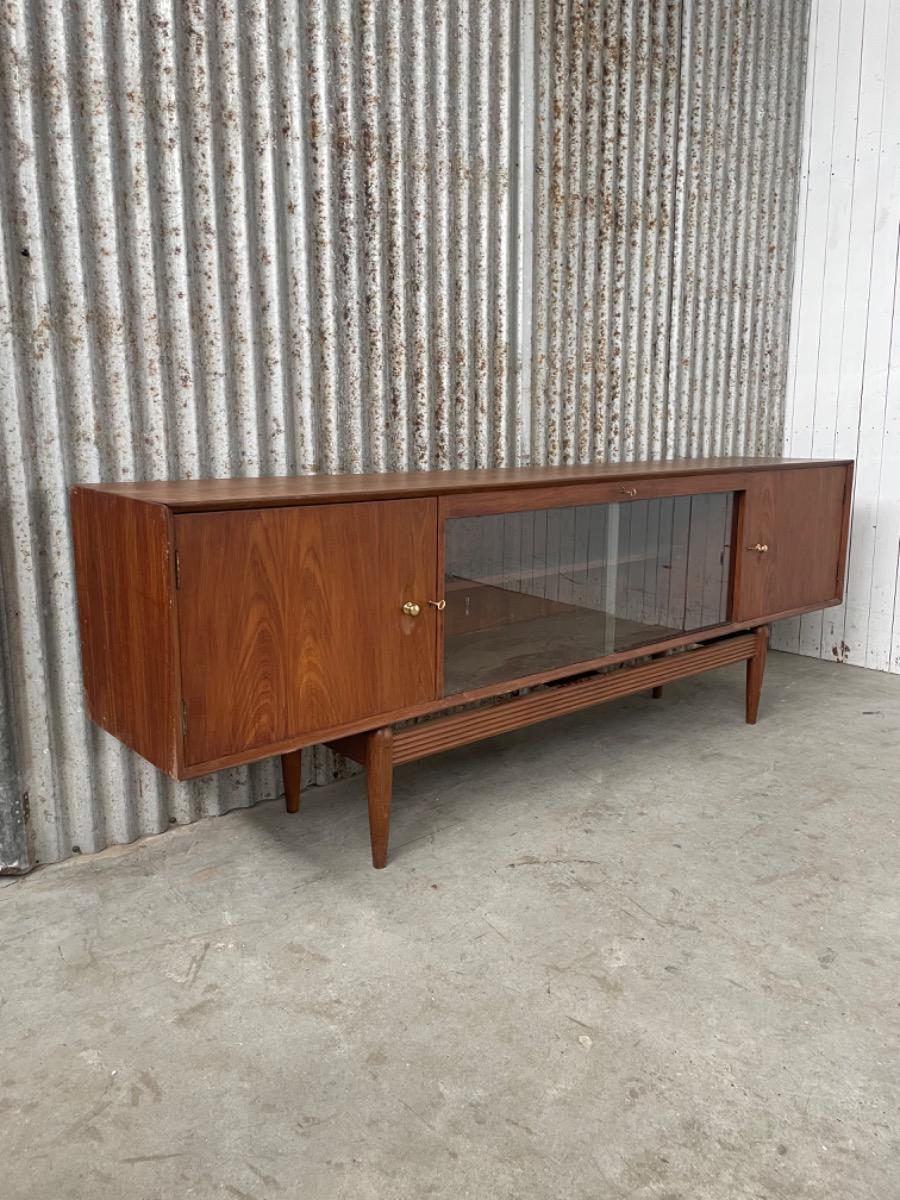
left=2, top=650, right=899, bottom=1199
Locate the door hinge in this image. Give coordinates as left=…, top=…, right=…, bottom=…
left=174, top=550, right=181, bottom=589
left=181, top=700, right=188, bottom=737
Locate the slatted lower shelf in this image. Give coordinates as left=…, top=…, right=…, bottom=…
left=392, top=633, right=758, bottom=765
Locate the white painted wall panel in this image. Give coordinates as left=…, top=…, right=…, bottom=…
left=774, top=0, right=900, bottom=672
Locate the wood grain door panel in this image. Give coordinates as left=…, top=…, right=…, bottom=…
left=176, top=499, right=438, bottom=764
left=733, top=466, right=850, bottom=620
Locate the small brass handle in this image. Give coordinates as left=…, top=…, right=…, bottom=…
left=621, top=486, right=638, bottom=497
left=402, top=601, right=421, bottom=617
left=748, top=543, right=769, bottom=554
left=428, top=599, right=447, bottom=611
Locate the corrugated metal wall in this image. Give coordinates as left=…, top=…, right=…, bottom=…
left=0, top=0, right=810, bottom=871
left=772, top=0, right=900, bottom=673
left=531, top=0, right=809, bottom=463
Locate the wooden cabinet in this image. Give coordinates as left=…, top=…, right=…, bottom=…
left=71, top=457, right=852, bottom=867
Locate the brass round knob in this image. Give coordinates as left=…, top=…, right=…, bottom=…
left=748, top=543, right=769, bottom=554
left=621, top=486, right=638, bottom=497
left=402, top=601, right=421, bottom=617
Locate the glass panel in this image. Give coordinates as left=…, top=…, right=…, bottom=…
left=442, top=493, right=734, bottom=696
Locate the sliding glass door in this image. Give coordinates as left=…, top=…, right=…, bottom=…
left=442, top=493, right=734, bottom=695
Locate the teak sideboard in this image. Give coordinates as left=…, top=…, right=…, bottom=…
left=71, top=457, right=853, bottom=868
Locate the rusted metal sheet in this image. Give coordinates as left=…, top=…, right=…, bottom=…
left=0, top=568, right=27, bottom=871
left=530, top=0, right=810, bottom=464
left=0, top=0, right=809, bottom=870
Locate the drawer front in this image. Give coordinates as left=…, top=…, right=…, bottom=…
left=440, top=472, right=747, bottom=518
left=175, top=499, right=438, bottom=766
left=733, top=465, right=851, bottom=621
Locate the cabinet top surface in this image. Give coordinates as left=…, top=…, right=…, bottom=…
left=72, top=457, right=852, bottom=512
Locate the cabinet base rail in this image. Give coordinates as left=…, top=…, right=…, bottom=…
left=280, top=625, right=769, bottom=869
left=393, top=631, right=760, bottom=764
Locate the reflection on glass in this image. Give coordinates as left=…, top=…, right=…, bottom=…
left=443, top=493, right=733, bottom=696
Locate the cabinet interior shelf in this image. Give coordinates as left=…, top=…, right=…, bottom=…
left=442, top=575, right=726, bottom=695
left=444, top=600, right=687, bottom=695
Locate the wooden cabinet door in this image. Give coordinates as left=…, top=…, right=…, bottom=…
left=733, top=466, right=851, bottom=621
left=176, top=499, right=438, bottom=765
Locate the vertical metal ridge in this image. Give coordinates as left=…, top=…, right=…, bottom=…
left=151, top=0, right=201, bottom=480
left=306, top=1, right=340, bottom=472
left=0, top=555, right=26, bottom=870
left=720, top=0, right=753, bottom=453
left=594, top=0, right=622, bottom=461
left=734, top=0, right=768, bottom=455
left=245, top=0, right=290, bottom=477
left=664, top=0, right=692, bottom=456
left=511, top=0, right=534, bottom=466
left=184, top=1, right=232, bottom=475
left=690, top=0, right=722, bottom=457
left=677, top=0, right=706, bottom=456
left=622, top=0, right=650, bottom=463
left=450, top=0, right=471, bottom=468
left=732, top=0, right=760, bottom=455
left=382, top=0, right=409, bottom=470
left=700, top=0, right=734, bottom=456
left=357, top=1, right=386, bottom=471
left=545, top=0, right=570, bottom=464
left=531, top=0, right=551, bottom=465
left=491, top=0, right=513, bottom=466
left=558, top=0, right=585, bottom=466
left=573, top=1, right=603, bottom=465
left=651, top=0, right=682, bottom=459
left=332, top=0, right=365, bottom=472
left=471, top=0, right=492, bottom=467
left=407, top=0, right=433, bottom=468
left=635, top=0, right=662, bottom=463
left=768, top=0, right=812, bottom=456
left=431, top=0, right=452, bottom=469
left=608, top=0, right=635, bottom=462
left=217, top=0, right=261, bottom=473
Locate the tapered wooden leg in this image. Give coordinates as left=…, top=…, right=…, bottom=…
left=365, top=728, right=393, bottom=869
left=282, top=749, right=301, bottom=813
left=745, top=625, right=769, bottom=725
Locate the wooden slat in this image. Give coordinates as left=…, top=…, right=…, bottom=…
left=393, top=633, right=758, bottom=765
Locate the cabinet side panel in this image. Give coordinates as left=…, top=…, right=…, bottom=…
left=70, top=489, right=177, bottom=774
left=835, top=461, right=854, bottom=601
